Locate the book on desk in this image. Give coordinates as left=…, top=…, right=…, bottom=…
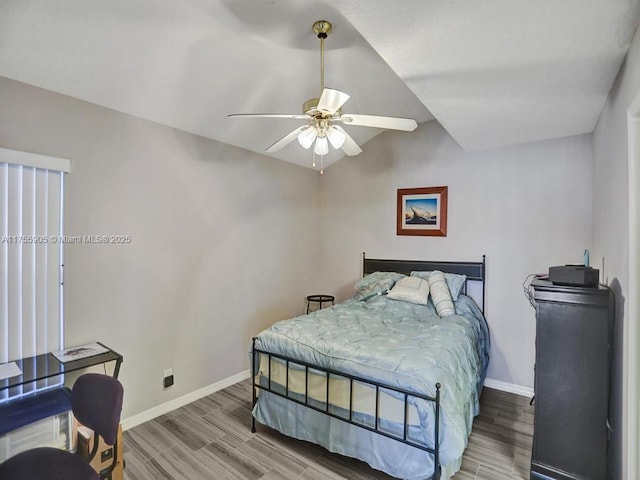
left=51, top=343, right=109, bottom=363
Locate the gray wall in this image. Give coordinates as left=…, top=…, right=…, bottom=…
left=0, top=76, right=321, bottom=419
left=315, top=121, right=594, bottom=391
left=592, top=25, right=640, bottom=480
left=1, top=35, right=636, bottom=473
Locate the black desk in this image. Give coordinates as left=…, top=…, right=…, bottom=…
left=0, top=342, right=123, bottom=395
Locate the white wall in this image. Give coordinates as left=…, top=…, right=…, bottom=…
left=0, top=76, right=321, bottom=419
left=317, top=122, right=593, bottom=390
left=592, top=25, right=640, bottom=480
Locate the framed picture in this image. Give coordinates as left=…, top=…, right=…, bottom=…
left=397, top=186, right=448, bottom=237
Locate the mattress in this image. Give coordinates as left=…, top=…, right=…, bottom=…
left=251, top=293, right=489, bottom=480
left=257, top=354, right=423, bottom=426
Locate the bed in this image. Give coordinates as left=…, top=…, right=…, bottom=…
left=250, top=254, right=489, bottom=480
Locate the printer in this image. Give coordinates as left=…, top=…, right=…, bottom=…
left=548, top=265, right=599, bottom=287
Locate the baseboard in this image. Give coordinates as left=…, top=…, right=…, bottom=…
left=484, top=378, right=534, bottom=398
left=121, top=371, right=531, bottom=431
left=121, top=369, right=251, bottom=431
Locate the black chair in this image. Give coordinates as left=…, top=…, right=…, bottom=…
left=0, top=373, right=124, bottom=480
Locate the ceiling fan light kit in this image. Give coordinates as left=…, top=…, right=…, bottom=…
left=228, top=20, right=418, bottom=173
left=326, top=126, right=346, bottom=149
left=298, top=126, right=316, bottom=149
left=315, top=136, right=329, bottom=156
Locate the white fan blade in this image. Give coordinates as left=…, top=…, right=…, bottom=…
left=317, top=88, right=350, bottom=114
left=228, top=113, right=309, bottom=120
left=332, top=126, right=362, bottom=156
left=339, top=114, right=417, bottom=131
left=266, top=125, right=308, bottom=153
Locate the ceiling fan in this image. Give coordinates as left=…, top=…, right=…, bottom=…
left=228, top=20, right=418, bottom=173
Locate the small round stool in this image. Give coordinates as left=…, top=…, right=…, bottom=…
left=306, top=294, right=335, bottom=313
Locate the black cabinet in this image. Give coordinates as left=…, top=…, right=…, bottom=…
left=531, top=280, right=613, bottom=480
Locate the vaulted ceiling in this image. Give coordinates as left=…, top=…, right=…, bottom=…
left=1, top=0, right=639, bottom=171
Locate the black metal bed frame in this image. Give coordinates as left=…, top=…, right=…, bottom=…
left=251, top=254, right=486, bottom=480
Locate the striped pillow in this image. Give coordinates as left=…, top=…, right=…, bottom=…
left=410, top=271, right=467, bottom=301
left=428, top=270, right=455, bottom=316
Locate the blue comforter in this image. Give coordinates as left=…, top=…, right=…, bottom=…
left=252, top=294, right=489, bottom=479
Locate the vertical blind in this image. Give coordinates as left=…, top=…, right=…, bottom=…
left=0, top=147, right=70, bottom=399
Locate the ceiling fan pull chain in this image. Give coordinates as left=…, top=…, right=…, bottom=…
left=311, top=147, right=324, bottom=174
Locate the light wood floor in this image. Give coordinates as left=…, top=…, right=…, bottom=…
left=122, top=379, right=533, bottom=480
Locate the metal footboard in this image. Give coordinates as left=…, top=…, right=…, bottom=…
left=251, top=338, right=442, bottom=480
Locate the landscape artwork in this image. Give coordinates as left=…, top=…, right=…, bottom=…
left=397, top=186, right=448, bottom=237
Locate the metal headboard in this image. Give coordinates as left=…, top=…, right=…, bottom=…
left=362, top=252, right=487, bottom=315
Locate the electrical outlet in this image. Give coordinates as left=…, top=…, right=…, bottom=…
left=163, top=368, right=174, bottom=389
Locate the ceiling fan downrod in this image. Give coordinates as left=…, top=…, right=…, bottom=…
left=313, top=20, right=332, bottom=94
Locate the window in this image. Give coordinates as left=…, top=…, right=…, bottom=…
left=0, top=147, right=70, bottom=399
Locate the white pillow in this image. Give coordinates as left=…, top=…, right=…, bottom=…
left=428, top=271, right=456, bottom=316
left=387, top=276, right=430, bottom=305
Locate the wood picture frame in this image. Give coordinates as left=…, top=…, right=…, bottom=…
left=396, top=186, right=448, bottom=237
